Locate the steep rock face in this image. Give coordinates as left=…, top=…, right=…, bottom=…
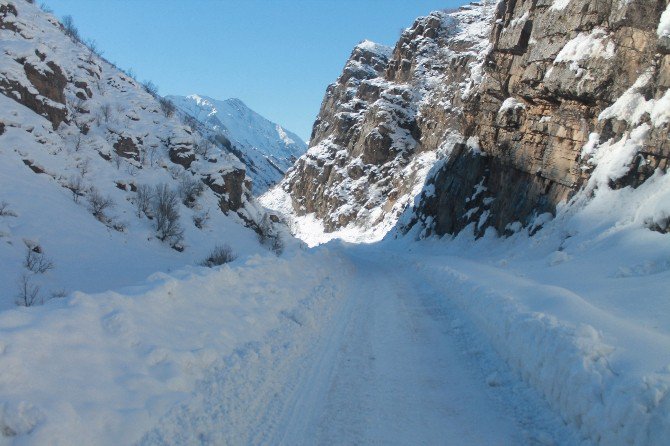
left=263, top=6, right=493, bottom=241
left=406, top=0, right=670, bottom=237
left=167, top=95, right=307, bottom=195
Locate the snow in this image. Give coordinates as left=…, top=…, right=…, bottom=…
left=0, top=0, right=272, bottom=309
left=355, top=39, right=392, bottom=57
left=598, top=71, right=655, bottom=125
left=6, top=177, right=670, bottom=444
left=550, top=0, right=572, bottom=10
left=167, top=94, right=307, bottom=195
left=1, top=1, right=669, bottom=444
left=658, top=3, right=670, bottom=38
left=554, top=29, right=615, bottom=73
left=598, top=71, right=670, bottom=128
left=0, top=250, right=352, bottom=443
left=498, top=97, right=526, bottom=114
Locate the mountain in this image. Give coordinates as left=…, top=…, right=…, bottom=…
left=0, top=0, right=284, bottom=309
left=0, top=1, right=669, bottom=444
left=167, top=94, right=307, bottom=195
left=262, top=0, right=669, bottom=246
left=261, top=7, right=494, bottom=245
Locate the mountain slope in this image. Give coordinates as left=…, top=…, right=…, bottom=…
left=0, top=0, right=281, bottom=309
left=167, top=94, right=307, bottom=195
left=263, top=0, right=670, bottom=245
left=261, top=5, right=494, bottom=245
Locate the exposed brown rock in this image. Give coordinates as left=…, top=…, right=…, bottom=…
left=203, top=168, right=247, bottom=213
left=0, top=2, right=18, bottom=32
left=113, top=136, right=140, bottom=161
left=409, top=0, right=670, bottom=237
left=0, top=59, right=68, bottom=130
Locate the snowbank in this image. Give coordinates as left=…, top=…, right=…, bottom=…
left=0, top=250, right=351, bottom=444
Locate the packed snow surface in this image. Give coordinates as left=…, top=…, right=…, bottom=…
left=1, top=204, right=669, bottom=444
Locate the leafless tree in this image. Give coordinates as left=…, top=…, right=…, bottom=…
left=142, top=80, right=159, bottom=97
left=152, top=184, right=183, bottom=244
left=100, top=103, right=112, bottom=123
left=16, top=273, right=40, bottom=307
left=67, top=175, right=84, bottom=203
left=158, top=97, right=175, bottom=117
left=24, top=244, right=54, bottom=274
left=135, top=184, right=153, bottom=218
left=87, top=187, right=115, bottom=222
left=61, top=15, right=80, bottom=41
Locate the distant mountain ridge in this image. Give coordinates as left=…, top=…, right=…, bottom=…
left=167, top=94, right=307, bottom=195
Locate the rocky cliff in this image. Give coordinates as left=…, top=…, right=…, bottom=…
left=264, top=0, right=670, bottom=242
left=407, top=0, right=670, bottom=238
left=261, top=5, right=494, bottom=243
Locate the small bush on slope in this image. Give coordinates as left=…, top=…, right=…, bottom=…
left=199, top=244, right=237, bottom=267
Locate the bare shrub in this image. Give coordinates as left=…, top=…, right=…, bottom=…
left=135, top=184, right=153, bottom=218
left=61, top=15, right=80, bottom=41
left=257, top=214, right=284, bottom=255
left=77, top=157, right=91, bottom=178
left=200, top=244, right=237, bottom=267
left=193, top=209, right=210, bottom=229
left=67, top=175, right=84, bottom=203
left=16, top=273, right=40, bottom=307
left=143, top=144, right=159, bottom=167
left=158, top=97, right=175, bottom=117
left=152, top=184, right=183, bottom=244
left=0, top=201, right=17, bottom=217
left=194, top=139, right=212, bottom=159
left=72, top=132, right=83, bottom=152
left=100, top=103, right=112, bottom=123
left=23, top=243, right=54, bottom=274
left=182, top=114, right=198, bottom=131
left=142, top=80, right=159, bottom=97
left=50, top=289, right=68, bottom=299
left=178, top=174, right=204, bottom=207
left=87, top=187, right=115, bottom=222
left=112, top=151, right=122, bottom=169
left=84, top=38, right=102, bottom=61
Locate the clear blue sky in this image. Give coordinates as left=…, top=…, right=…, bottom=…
left=43, top=0, right=465, bottom=141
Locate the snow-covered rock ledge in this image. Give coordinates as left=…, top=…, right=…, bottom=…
left=414, top=260, right=670, bottom=445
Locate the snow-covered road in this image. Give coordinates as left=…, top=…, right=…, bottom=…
left=140, top=249, right=574, bottom=445
left=2, top=243, right=668, bottom=444
left=277, top=254, right=525, bottom=445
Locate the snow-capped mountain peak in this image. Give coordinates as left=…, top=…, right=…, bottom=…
left=167, top=94, right=307, bottom=194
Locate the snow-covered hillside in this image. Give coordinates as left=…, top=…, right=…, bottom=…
left=0, top=0, right=669, bottom=445
left=0, top=0, right=283, bottom=309
left=167, top=94, right=307, bottom=195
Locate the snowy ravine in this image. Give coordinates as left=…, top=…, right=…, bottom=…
left=167, top=95, right=307, bottom=195
left=1, top=222, right=669, bottom=444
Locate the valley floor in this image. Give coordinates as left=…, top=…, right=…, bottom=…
left=1, top=238, right=668, bottom=445
left=141, top=247, right=574, bottom=445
